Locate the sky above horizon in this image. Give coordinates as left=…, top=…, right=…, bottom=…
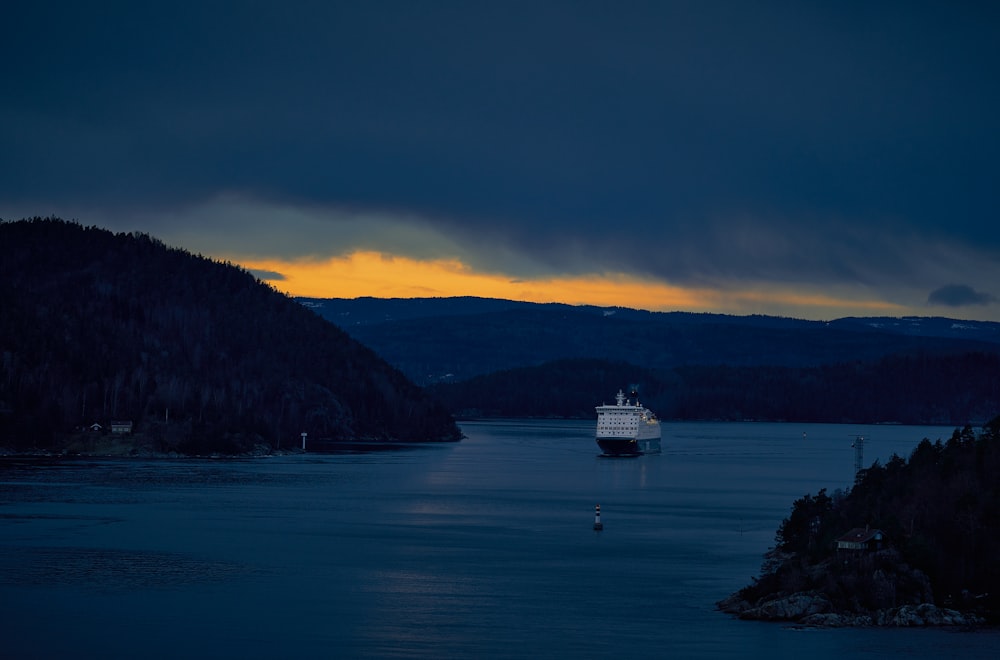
left=3, top=2, right=999, bottom=321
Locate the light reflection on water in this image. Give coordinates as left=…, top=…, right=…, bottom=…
left=0, top=420, right=996, bottom=659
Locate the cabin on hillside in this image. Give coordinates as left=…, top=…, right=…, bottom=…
left=110, top=420, right=133, bottom=434
left=836, top=527, right=886, bottom=553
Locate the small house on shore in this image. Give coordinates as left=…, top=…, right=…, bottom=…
left=836, top=527, right=885, bottom=553
left=110, top=420, right=133, bottom=434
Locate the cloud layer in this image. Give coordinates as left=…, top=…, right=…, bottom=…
left=927, top=285, right=998, bottom=308
left=2, top=2, right=999, bottom=320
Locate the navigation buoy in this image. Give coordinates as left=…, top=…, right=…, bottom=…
left=593, top=504, right=603, bottom=531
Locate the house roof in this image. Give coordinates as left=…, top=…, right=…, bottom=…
left=836, top=527, right=883, bottom=544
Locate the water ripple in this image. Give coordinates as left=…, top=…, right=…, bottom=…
left=0, top=545, right=249, bottom=591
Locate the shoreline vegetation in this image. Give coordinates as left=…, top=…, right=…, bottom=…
left=718, top=417, right=1000, bottom=628
left=0, top=432, right=300, bottom=459
left=0, top=428, right=452, bottom=459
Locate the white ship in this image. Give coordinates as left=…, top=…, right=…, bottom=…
left=595, top=389, right=661, bottom=456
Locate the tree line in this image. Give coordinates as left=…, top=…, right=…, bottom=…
left=0, top=218, right=460, bottom=453
left=427, top=354, right=999, bottom=425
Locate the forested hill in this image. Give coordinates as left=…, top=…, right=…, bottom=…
left=720, top=419, right=1000, bottom=625
left=303, top=297, right=1000, bottom=386
left=0, top=218, right=460, bottom=454
left=427, top=355, right=999, bottom=425
left=305, top=296, right=999, bottom=425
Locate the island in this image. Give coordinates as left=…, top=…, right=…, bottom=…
left=718, top=418, right=1000, bottom=627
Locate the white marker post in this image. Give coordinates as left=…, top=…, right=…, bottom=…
left=593, top=504, right=603, bottom=531
left=301, top=432, right=307, bottom=450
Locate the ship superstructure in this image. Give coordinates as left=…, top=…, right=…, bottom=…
left=595, top=389, right=661, bottom=456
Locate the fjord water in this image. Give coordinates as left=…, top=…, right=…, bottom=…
left=2, top=421, right=997, bottom=659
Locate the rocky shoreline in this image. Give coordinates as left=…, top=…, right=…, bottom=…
left=0, top=441, right=303, bottom=459
left=717, top=590, right=984, bottom=628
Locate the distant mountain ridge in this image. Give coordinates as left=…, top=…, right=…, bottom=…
left=298, top=296, right=1000, bottom=425
left=305, top=295, right=1000, bottom=345
left=300, top=296, right=1000, bottom=386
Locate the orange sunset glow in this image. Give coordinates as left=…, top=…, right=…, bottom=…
left=240, top=250, right=906, bottom=319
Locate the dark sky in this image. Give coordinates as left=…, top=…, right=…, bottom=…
left=3, top=1, right=999, bottom=319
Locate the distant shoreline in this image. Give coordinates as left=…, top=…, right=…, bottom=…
left=0, top=436, right=454, bottom=460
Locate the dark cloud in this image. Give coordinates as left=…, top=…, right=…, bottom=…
left=249, top=269, right=285, bottom=282
left=927, top=284, right=997, bottom=308
left=2, top=2, right=1000, bottom=315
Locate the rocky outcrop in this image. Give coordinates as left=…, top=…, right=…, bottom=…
left=719, top=590, right=832, bottom=621
left=717, top=545, right=988, bottom=628
left=874, top=603, right=981, bottom=627
left=718, top=593, right=983, bottom=628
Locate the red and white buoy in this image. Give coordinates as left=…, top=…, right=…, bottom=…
left=593, top=504, right=603, bottom=531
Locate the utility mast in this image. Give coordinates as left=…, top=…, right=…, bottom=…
left=851, top=435, right=866, bottom=484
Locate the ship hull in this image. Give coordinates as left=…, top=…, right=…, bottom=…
left=597, top=435, right=661, bottom=456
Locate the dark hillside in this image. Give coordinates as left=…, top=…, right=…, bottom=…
left=300, top=296, right=542, bottom=326
left=427, top=359, right=674, bottom=418
left=428, top=354, right=1000, bottom=425
left=0, top=218, right=460, bottom=453
left=304, top=298, right=1000, bottom=385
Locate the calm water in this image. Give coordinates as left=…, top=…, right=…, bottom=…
left=1, top=420, right=997, bottom=659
